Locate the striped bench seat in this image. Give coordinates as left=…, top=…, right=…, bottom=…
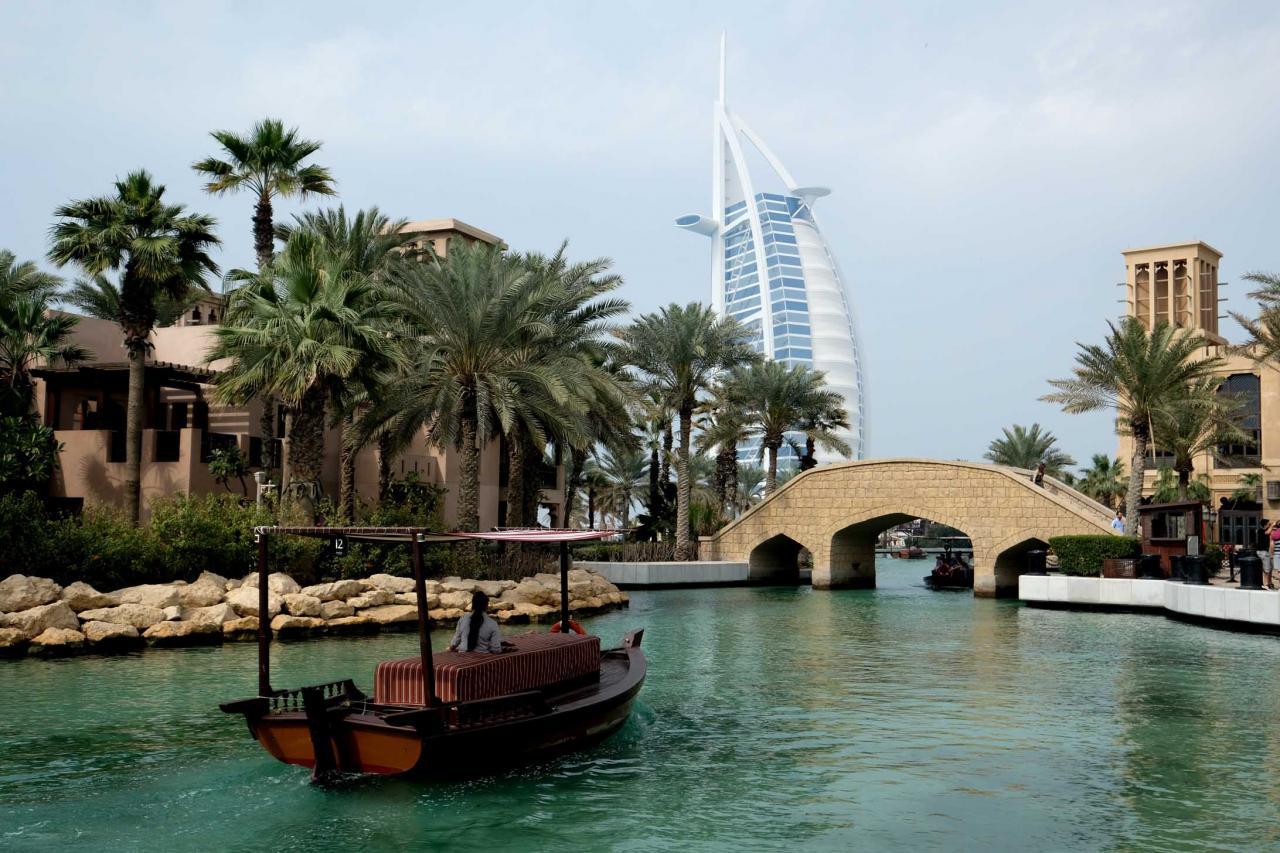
left=374, top=631, right=601, bottom=706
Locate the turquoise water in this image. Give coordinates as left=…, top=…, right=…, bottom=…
left=3, top=558, right=1280, bottom=851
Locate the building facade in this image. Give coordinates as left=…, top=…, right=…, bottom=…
left=32, top=218, right=565, bottom=528
left=676, top=36, right=866, bottom=465
left=1116, top=240, right=1276, bottom=546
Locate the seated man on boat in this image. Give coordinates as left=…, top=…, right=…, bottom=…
left=448, top=590, right=510, bottom=654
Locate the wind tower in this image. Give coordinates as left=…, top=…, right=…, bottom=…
left=676, top=34, right=867, bottom=464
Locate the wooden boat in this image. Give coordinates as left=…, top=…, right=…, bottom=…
left=894, top=546, right=926, bottom=560
left=924, top=540, right=974, bottom=590
left=220, top=527, right=645, bottom=782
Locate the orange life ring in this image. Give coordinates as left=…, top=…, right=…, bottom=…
left=550, top=619, right=586, bottom=635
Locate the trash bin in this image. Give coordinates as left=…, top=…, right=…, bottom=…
left=1024, top=549, right=1048, bottom=575
left=1138, top=554, right=1164, bottom=579
left=1238, top=553, right=1264, bottom=590
left=1182, top=554, right=1207, bottom=585
left=1168, top=554, right=1185, bottom=581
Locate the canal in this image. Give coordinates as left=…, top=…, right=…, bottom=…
left=3, top=557, right=1279, bottom=851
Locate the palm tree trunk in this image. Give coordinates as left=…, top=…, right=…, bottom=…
left=376, top=432, right=394, bottom=501
left=647, top=443, right=660, bottom=514
left=123, top=340, right=146, bottom=525
left=338, top=413, right=356, bottom=523
left=765, top=441, right=780, bottom=496
left=727, top=456, right=739, bottom=517
left=660, top=420, right=673, bottom=484
left=458, top=403, right=480, bottom=532
left=566, top=447, right=586, bottom=527
left=288, top=385, right=326, bottom=521
left=620, top=487, right=631, bottom=529
left=259, top=397, right=277, bottom=471
left=715, top=445, right=735, bottom=517
left=674, top=402, right=693, bottom=560
left=1126, top=422, right=1149, bottom=533
left=506, top=430, right=525, bottom=528
left=280, top=409, right=293, bottom=496
left=253, top=194, right=274, bottom=271
left=587, top=488, right=596, bottom=529
left=800, top=436, right=817, bottom=471
left=521, top=435, right=540, bottom=527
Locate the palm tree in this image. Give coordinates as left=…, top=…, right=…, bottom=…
left=357, top=241, right=615, bottom=532
left=49, top=170, right=220, bottom=523
left=277, top=206, right=412, bottom=521
left=61, top=272, right=198, bottom=329
left=1155, top=378, right=1245, bottom=500
left=1151, top=466, right=1210, bottom=504
left=1043, top=318, right=1223, bottom=527
left=983, top=423, right=1076, bottom=477
left=209, top=229, right=402, bottom=520
left=0, top=250, right=62, bottom=302
left=578, top=459, right=608, bottom=529
left=1076, top=454, right=1126, bottom=509
left=698, top=382, right=752, bottom=518
left=192, top=118, right=336, bottom=271
left=729, top=360, right=838, bottom=496
left=790, top=394, right=851, bottom=471
left=735, top=464, right=765, bottom=512
left=1231, top=472, right=1263, bottom=506
left=594, top=444, right=647, bottom=529
left=0, top=257, right=86, bottom=417
left=620, top=303, right=757, bottom=558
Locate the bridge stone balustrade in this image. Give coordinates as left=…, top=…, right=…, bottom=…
left=702, top=459, right=1116, bottom=597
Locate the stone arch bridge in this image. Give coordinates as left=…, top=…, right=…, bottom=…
left=702, top=459, right=1115, bottom=597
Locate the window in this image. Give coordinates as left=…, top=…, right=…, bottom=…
left=1147, top=508, right=1188, bottom=540
left=1216, top=373, right=1261, bottom=467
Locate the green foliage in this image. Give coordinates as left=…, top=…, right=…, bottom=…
left=325, top=474, right=446, bottom=579
left=983, top=422, right=1075, bottom=476
left=207, top=445, right=249, bottom=494
left=0, top=417, right=62, bottom=489
left=1048, top=534, right=1141, bottom=577
left=1150, top=466, right=1210, bottom=504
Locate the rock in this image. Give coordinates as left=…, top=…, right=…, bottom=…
left=177, top=578, right=226, bottom=608
left=81, top=621, right=141, bottom=645
left=348, top=589, right=395, bottom=609
left=283, top=593, right=322, bottom=617
left=364, top=573, right=415, bottom=594
left=568, top=580, right=593, bottom=599
left=163, top=605, right=183, bottom=621
left=76, top=603, right=167, bottom=630
left=0, top=574, right=62, bottom=613
left=320, top=600, right=354, bottom=620
left=587, top=573, right=616, bottom=596
left=568, top=568, right=592, bottom=583
left=225, top=586, right=283, bottom=619
left=300, top=579, right=368, bottom=601
left=427, top=607, right=465, bottom=623
left=186, top=603, right=238, bottom=628
left=438, top=590, right=473, bottom=610
left=513, top=602, right=555, bottom=620
left=270, top=614, right=326, bottom=636
left=532, top=572, right=561, bottom=589
left=426, top=580, right=443, bottom=596
left=487, top=598, right=514, bottom=612
left=324, top=615, right=379, bottom=634
left=143, top=620, right=220, bottom=646
left=29, top=627, right=86, bottom=654
left=475, top=579, right=515, bottom=597
left=441, top=577, right=477, bottom=593
left=241, top=572, right=301, bottom=596
left=361, top=604, right=419, bottom=626
left=222, top=616, right=259, bottom=640
left=393, top=592, right=417, bottom=606
left=0, top=626, right=31, bottom=655
left=494, top=609, right=529, bottom=624
left=224, top=578, right=243, bottom=591
left=571, top=596, right=605, bottom=611
left=114, top=583, right=181, bottom=609
left=60, top=581, right=117, bottom=612
left=196, top=571, right=229, bottom=588
left=0, top=601, right=81, bottom=639
left=507, top=579, right=556, bottom=608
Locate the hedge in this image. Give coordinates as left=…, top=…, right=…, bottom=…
left=1048, top=534, right=1141, bottom=576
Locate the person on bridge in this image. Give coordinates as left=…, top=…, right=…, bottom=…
left=1031, top=463, right=1046, bottom=487
left=1111, top=510, right=1126, bottom=534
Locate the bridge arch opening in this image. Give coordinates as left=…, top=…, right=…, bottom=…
left=821, top=513, right=972, bottom=591
left=747, top=534, right=809, bottom=584
left=992, top=536, right=1049, bottom=594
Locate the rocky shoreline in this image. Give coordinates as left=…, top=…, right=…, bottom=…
left=0, top=569, right=629, bottom=657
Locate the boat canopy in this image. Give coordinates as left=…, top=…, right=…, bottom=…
left=253, top=526, right=624, bottom=544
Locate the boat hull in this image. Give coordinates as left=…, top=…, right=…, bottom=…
left=228, top=643, right=646, bottom=779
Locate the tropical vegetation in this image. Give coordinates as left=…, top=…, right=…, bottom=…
left=983, top=422, right=1075, bottom=478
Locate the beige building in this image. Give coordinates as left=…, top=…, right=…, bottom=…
left=31, top=218, right=565, bottom=528
left=1117, top=240, right=1274, bottom=546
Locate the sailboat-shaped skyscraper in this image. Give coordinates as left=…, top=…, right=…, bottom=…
left=677, top=35, right=866, bottom=463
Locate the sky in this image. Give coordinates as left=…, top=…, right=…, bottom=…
left=3, top=1, right=1279, bottom=469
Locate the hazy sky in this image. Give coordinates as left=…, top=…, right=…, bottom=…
left=3, top=1, right=1278, bottom=468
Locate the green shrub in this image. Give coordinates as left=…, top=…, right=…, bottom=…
left=0, top=416, right=61, bottom=490
left=1048, top=534, right=1141, bottom=576
left=48, top=509, right=165, bottom=589
left=0, top=491, right=55, bottom=576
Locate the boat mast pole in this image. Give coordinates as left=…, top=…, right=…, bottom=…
left=559, top=540, right=571, bottom=631
left=411, top=532, right=436, bottom=707
left=256, top=530, right=272, bottom=696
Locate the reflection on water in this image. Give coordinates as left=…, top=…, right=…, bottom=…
left=2, top=558, right=1280, bottom=851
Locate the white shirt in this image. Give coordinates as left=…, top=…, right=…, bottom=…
left=449, top=613, right=503, bottom=653
left=1111, top=518, right=1125, bottom=532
